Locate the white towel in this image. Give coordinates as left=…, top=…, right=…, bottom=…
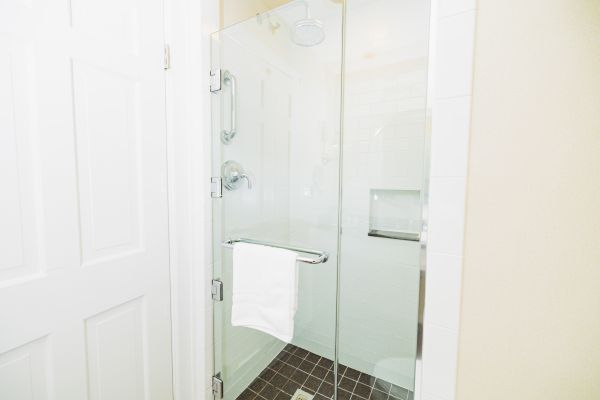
left=231, top=242, right=299, bottom=343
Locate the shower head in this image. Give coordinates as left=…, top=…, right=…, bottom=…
left=291, top=2, right=325, bottom=47
left=292, top=18, right=325, bottom=47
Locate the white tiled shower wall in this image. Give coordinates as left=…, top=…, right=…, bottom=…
left=420, top=0, right=476, bottom=399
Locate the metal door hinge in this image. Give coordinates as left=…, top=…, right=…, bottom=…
left=212, top=374, right=224, bottom=399
left=210, top=68, right=222, bottom=92
left=164, top=45, right=171, bottom=70
left=211, top=280, right=223, bottom=302
left=211, top=177, right=223, bottom=198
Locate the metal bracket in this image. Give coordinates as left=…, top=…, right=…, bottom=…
left=211, top=280, right=223, bottom=302
left=210, top=69, right=222, bottom=92
left=212, top=374, right=224, bottom=399
left=211, top=177, right=223, bottom=198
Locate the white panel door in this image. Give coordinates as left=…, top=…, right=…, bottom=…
left=0, top=0, right=173, bottom=399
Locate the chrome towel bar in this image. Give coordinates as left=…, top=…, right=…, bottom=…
left=222, top=238, right=329, bottom=265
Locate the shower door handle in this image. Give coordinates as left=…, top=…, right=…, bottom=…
left=221, top=70, right=237, bottom=144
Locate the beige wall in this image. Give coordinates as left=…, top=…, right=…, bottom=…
left=457, top=0, right=600, bottom=399
left=221, top=0, right=290, bottom=27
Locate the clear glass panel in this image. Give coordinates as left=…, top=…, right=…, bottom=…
left=211, top=2, right=344, bottom=399
left=337, top=0, right=431, bottom=399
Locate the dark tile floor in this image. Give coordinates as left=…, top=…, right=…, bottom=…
left=236, top=344, right=412, bottom=400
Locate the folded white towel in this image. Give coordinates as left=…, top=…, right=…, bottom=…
left=231, top=242, right=299, bottom=343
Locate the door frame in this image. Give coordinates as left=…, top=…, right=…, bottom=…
left=163, top=0, right=219, bottom=399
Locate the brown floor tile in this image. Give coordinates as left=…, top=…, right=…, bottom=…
left=281, top=380, right=300, bottom=395
left=311, top=365, right=328, bottom=380
left=269, top=359, right=285, bottom=372
left=259, top=383, right=280, bottom=400
left=240, top=346, right=412, bottom=400
left=249, top=378, right=268, bottom=393
left=270, top=373, right=288, bottom=388
left=323, top=371, right=334, bottom=385
left=358, top=373, right=375, bottom=387
left=338, top=377, right=357, bottom=392
left=338, top=389, right=352, bottom=400
left=305, top=352, right=321, bottom=364
left=277, top=352, right=292, bottom=363
left=274, top=391, right=289, bottom=400
left=260, top=368, right=277, bottom=382
left=345, top=368, right=361, bottom=381
left=279, top=364, right=295, bottom=378
left=286, top=354, right=304, bottom=368
left=317, top=358, right=334, bottom=370
left=353, top=383, right=372, bottom=399
left=318, top=382, right=334, bottom=398
left=290, top=369, right=309, bottom=385
left=293, top=347, right=309, bottom=358
left=303, top=376, right=321, bottom=393
left=298, top=360, right=316, bottom=374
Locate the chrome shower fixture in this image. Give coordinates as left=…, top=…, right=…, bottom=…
left=291, top=1, right=325, bottom=47
left=221, top=160, right=252, bottom=191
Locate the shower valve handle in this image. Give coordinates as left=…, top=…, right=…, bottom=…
left=239, top=173, right=252, bottom=189
left=221, top=160, right=252, bottom=191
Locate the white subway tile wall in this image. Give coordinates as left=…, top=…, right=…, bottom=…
left=424, top=253, right=463, bottom=331
left=421, top=0, right=477, bottom=399
left=421, top=326, right=460, bottom=399
left=433, top=11, right=476, bottom=99
left=427, top=177, right=467, bottom=256
left=430, top=97, right=471, bottom=178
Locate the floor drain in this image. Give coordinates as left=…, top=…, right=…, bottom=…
left=290, top=389, right=314, bottom=400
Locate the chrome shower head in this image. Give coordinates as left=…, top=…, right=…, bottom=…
left=291, top=2, right=325, bottom=47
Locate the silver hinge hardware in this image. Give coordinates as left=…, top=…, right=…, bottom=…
left=212, top=374, right=224, bottom=399
left=211, top=177, right=223, bottom=198
left=211, top=280, right=223, bottom=302
left=210, top=68, right=222, bottom=92
left=164, top=45, right=171, bottom=70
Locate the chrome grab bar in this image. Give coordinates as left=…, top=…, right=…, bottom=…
left=222, top=238, right=329, bottom=264
left=221, top=70, right=237, bottom=144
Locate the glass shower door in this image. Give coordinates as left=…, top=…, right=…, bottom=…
left=336, top=1, right=431, bottom=399
left=210, top=2, right=344, bottom=399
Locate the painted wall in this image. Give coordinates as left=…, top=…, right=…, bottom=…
left=457, top=0, right=600, bottom=399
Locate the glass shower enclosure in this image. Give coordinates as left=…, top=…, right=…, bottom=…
left=210, top=1, right=431, bottom=399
